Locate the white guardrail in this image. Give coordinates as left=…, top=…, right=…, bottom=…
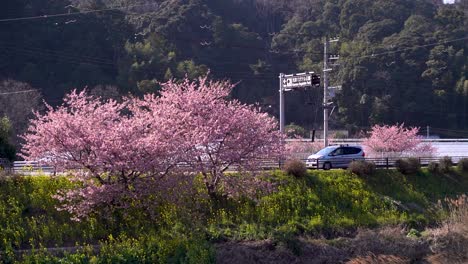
left=12, top=161, right=56, bottom=175
left=3, top=138, right=468, bottom=174
left=286, top=138, right=468, bottom=143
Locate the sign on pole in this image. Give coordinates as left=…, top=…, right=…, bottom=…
left=279, top=72, right=320, bottom=133
left=282, top=72, right=319, bottom=91
left=327, top=86, right=342, bottom=99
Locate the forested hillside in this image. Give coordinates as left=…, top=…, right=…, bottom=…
left=0, top=0, right=466, bottom=138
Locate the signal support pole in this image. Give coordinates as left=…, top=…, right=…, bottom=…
left=279, top=73, right=285, bottom=133
left=323, top=38, right=329, bottom=147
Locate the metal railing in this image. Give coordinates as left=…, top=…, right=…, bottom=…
left=254, top=156, right=468, bottom=170
left=300, top=156, right=467, bottom=170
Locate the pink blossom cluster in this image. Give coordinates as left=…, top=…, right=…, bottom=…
left=362, top=124, right=435, bottom=157
left=21, top=77, right=284, bottom=218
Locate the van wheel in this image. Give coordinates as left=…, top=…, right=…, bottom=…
left=323, top=162, right=332, bottom=170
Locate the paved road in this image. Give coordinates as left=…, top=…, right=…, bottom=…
left=322, top=139, right=468, bottom=157
left=433, top=142, right=468, bottom=156
left=288, top=139, right=468, bottom=159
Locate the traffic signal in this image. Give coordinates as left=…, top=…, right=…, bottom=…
left=312, top=74, right=321, bottom=86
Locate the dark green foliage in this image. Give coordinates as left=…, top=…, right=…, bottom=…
left=427, top=161, right=439, bottom=173
left=457, top=158, right=468, bottom=172
left=406, top=214, right=429, bottom=231
left=439, top=156, right=453, bottom=173
left=348, top=160, right=376, bottom=176
left=285, top=123, right=307, bottom=138
left=0, top=0, right=465, bottom=132
left=283, top=159, right=308, bottom=178
left=272, top=230, right=302, bottom=256
left=16, top=234, right=216, bottom=264
left=96, top=234, right=215, bottom=264
left=0, top=117, right=16, bottom=161
left=395, top=158, right=421, bottom=175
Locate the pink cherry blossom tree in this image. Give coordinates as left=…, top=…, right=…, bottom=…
left=362, top=123, right=435, bottom=157
left=22, top=77, right=285, bottom=218
left=139, top=77, right=285, bottom=199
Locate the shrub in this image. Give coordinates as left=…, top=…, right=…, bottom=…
left=283, top=159, right=307, bottom=178
left=348, top=160, right=376, bottom=176
left=427, top=161, right=439, bottom=173
left=439, top=156, right=453, bottom=173
left=457, top=158, right=468, bottom=173
left=407, top=157, right=421, bottom=172
left=395, top=159, right=405, bottom=173
left=395, top=158, right=421, bottom=175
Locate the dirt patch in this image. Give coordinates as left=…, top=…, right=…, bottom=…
left=215, top=226, right=468, bottom=264
left=215, top=240, right=298, bottom=264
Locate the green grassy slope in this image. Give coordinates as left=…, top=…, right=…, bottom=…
left=0, top=168, right=467, bottom=262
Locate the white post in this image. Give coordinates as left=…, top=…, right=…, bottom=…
left=323, top=38, right=329, bottom=147
left=279, top=73, right=285, bottom=133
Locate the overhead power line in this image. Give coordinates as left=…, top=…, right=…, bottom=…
left=0, top=44, right=114, bottom=64
left=352, top=36, right=468, bottom=59
left=0, top=3, right=159, bottom=23
left=0, top=89, right=39, bottom=95
left=1, top=46, right=117, bottom=69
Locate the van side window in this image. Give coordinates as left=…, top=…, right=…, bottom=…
left=344, top=147, right=361, bottom=155
left=332, top=148, right=345, bottom=156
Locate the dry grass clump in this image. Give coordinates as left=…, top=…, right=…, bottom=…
left=343, top=227, right=429, bottom=260
left=283, top=159, right=308, bottom=178
left=347, top=161, right=376, bottom=177
left=395, top=158, right=421, bottom=175
left=215, top=240, right=297, bottom=264
left=427, top=194, right=468, bottom=263
left=439, top=156, right=453, bottom=173
left=444, top=194, right=468, bottom=236
left=346, top=253, right=409, bottom=264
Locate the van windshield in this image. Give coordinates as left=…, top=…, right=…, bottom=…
left=315, top=146, right=337, bottom=156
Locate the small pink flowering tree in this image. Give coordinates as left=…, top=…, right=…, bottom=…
left=363, top=123, right=435, bottom=157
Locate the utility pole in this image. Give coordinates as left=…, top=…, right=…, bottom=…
left=323, top=37, right=340, bottom=147
left=323, top=38, right=329, bottom=147
left=427, top=125, right=430, bottom=139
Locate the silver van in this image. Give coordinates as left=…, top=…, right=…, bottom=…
left=306, top=145, right=365, bottom=170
